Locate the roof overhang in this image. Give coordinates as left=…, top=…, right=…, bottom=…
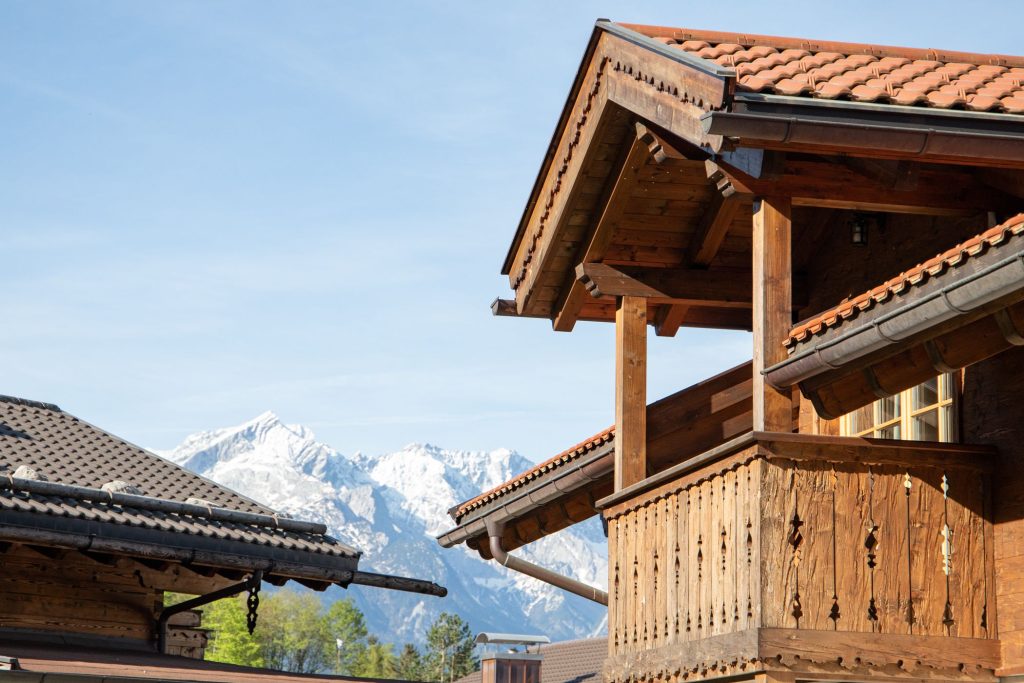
left=767, top=215, right=1024, bottom=418
left=438, top=361, right=752, bottom=554
left=0, top=476, right=447, bottom=597
left=705, top=93, right=1024, bottom=168
left=499, top=20, right=1024, bottom=333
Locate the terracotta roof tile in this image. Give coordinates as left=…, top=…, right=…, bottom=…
left=620, top=24, right=1024, bottom=113
left=453, top=427, right=614, bottom=521
left=786, top=213, right=1024, bottom=347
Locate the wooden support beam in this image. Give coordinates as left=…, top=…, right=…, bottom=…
left=715, top=156, right=1007, bottom=216
left=655, top=159, right=753, bottom=336
left=686, top=165, right=748, bottom=267
left=491, top=298, right=518, bottom=317
left=838, top=156, right=919, bottom=191
left=553, top=123, right=676, bottom=332
left=615, top=295, right=647, bottom=491
left=752, top=196, right=793, bottom=432
left=654, top=303, right=688, bottom=337
left=576, top=262, right=752, bottom=308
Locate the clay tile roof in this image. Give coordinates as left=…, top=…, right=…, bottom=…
left=452, top=427, right=614, bottom=521
left=786, top=213, right=1024, bottom=347
left=619, top=24, right=1024, bottom=113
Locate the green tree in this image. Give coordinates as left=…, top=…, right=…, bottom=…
left=356, top=635, right=398, bottom=678
left=200, top=595, right=264, bottom=667
left=396, top=643, right=424, bottom=680
left=424, top=613, right=477, bottom=683
left=324, top=596, right=369, bottom=674
left=257, top=590, right=331, bottom=673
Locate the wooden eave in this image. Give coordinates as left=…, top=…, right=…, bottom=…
left=438, top=361, right=752, bottom=555
left=501, top=21, right=1024, bottom=334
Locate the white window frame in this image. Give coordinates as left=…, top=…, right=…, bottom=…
left=840, top=373, right=958, bottom=443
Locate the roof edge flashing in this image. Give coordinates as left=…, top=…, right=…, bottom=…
left=597, top=21, right=737, bottom=79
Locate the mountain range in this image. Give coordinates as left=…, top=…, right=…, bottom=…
left=158, top=412, right=608, bottom=646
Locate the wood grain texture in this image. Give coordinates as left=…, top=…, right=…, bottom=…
left=604, top=436, right=995, bottom=682
left=0, top=545, right=160, bottom=643
left=615, top=295, right=647, bottom=491
left=752, top=196, right=793, bottom=432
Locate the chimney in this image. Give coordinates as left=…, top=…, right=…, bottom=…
left=475, top=633, right=550, bottom=683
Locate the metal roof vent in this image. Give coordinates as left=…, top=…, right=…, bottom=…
left=12, top=465, right=47, bottom=481
left=101, top=480, right=143, bottom=495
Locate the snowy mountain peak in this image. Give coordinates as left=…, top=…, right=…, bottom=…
left=158, top=413, right=607, bottom=645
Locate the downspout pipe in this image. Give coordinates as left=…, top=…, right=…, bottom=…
left=157, top=570, right=263, bottom=654
left=485, top=518, right=608, bottom=606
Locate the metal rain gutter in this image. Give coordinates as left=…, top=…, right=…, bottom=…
left=436, top=440, right=614, bottom=549
left=486, top=518, right=608, bottom=606
left=701, top=107, right=1024, bottom=164
left=765, top=247, right=1024, bottom=390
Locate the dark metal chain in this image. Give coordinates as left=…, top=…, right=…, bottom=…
left=246, top=580, right=261, bottom=635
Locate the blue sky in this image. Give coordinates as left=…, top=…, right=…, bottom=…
left=0, top=1, right=1016, bottom=463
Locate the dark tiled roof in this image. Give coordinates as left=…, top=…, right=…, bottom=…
left=787, top=213, right=1024, bottom=346
left=457, top=639, right=606, bottom=683
left=452, top=427, right=613, bottom=521
left=622, top=24, right=1024, bottom=113
left=0, top=395, right=261, bottom=511
left=0, top=396, right=358, bottom=570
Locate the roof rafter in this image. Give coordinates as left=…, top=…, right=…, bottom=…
left=576, top=262, right=752, bottom=308
left=552, top=122, right=686, bottom=332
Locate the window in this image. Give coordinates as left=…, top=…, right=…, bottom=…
left=841, top=374, right=957, bottom=443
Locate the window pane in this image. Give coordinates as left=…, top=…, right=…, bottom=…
left=878, top=394, right=900, bottom=423
left=912, top=408, right=940, bottom=441
left=940, top=404, right=955, bottom=442
left=877, top=423, right=901, bottom=440
left=912, top=377, right=939, bottom=410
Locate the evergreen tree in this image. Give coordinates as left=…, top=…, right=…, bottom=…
left=425, top=612, right=477, bottom=683
left=356, top=635, right=398, bottom=678
left=396, top=643, right=424, bottom=680
left=324, top=596, right=369, bottom=674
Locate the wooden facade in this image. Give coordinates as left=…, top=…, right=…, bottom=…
left=444, top=19, right=1024, bottom=683
left=603, top=435, right=996, bottom=682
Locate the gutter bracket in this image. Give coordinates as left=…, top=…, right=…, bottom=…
left=156, top=570, right=263, bottom=654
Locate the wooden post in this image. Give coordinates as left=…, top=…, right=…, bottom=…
left=752, top=197, right=793, bottom=433
left=615, top=295, right=647, bottom=490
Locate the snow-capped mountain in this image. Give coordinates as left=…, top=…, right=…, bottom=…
left=158, top=412, right=608, bottom=645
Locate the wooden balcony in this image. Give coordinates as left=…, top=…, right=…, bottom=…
left=600, top=433, right=997, bottom=683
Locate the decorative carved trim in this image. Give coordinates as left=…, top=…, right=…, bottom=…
left=511, top=56, right=610, bottom=292
left=604, top=628, right=999, bottom=683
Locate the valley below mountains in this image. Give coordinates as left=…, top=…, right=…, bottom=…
left=158, top=412, right=608, bottom=645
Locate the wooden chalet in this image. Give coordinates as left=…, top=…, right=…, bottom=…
left=0, top=395, right=445, bottom=680
left=439, top=20, right=1024, bottom=683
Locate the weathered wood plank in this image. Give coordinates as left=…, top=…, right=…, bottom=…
left=752, top=196, right=793, bottom=432
left=615, top=295, right=647, bottom=491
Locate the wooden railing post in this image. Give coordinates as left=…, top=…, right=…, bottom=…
left=615, top=295, right=647, bottom=491
left=752, top=196, right=793, bottom=432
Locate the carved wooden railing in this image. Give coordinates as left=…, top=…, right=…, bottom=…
left=601, top=433, right=997, bottom=683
